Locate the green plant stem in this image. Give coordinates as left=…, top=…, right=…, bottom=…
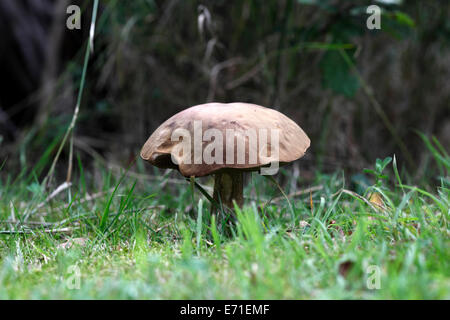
left=43, top=0, right=99, bottom=188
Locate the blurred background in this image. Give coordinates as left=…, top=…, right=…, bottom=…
left=0, top=0, right=448, bottom=183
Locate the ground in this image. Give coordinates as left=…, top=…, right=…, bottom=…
left=0, top=156, right=448, bottom=299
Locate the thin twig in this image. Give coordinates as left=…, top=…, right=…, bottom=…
left=271, top=185, right=324, bottom=203
left=265, top=176, right=294, bottom=215
left=0, top=220, right=57, bottom=226
left=226, top=63, right=263, bottom=90
left=0, top=227, right=74, bottom=235
left=207, top=58, right=243, bottom=101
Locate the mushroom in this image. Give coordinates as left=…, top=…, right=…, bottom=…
left=140, top=102, right=310, bottom=211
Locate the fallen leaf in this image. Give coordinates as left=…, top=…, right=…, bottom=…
left=369, top=192, right=384, bottom=207
left=57, top=238, right=88, bottom=250
left=338, top=260, right=355, bottom=278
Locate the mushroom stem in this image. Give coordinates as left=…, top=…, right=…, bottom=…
left=212, top=170, right=244, bottom=211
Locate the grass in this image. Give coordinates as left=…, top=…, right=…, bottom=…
left=0, top=145, right=448, bottom=299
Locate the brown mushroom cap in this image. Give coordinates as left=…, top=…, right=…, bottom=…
left=140, top=102, right=310, bottom=177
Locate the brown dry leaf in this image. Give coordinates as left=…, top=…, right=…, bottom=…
left=369, top=192, right=384, bottom=207
left=299, top=220, right=309, bottom=228
left=338, top=260, right=355, bottom=278
left=57, top=237, right=88, bottom=250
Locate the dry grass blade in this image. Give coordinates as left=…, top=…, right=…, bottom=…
left=21, top=182, right=72, bottom=222
left=43, top=0, right=100, bottom=188
left=37, top=182, right=72, bottom=209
